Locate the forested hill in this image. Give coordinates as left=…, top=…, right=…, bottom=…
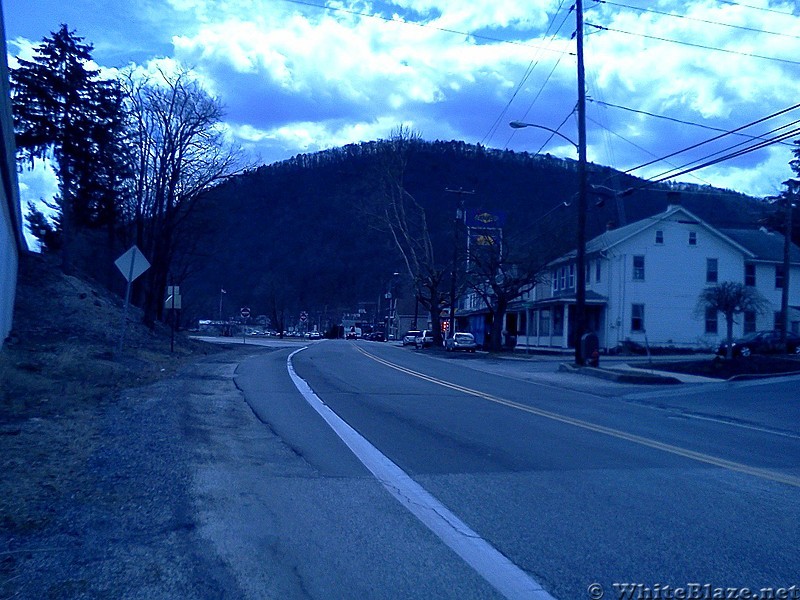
left=180, top=139, right=771, bottom=324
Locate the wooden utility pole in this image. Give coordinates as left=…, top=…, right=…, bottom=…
left=575, top=0, right=589, bottom=365
left=445, top=188, right=474, bottom=339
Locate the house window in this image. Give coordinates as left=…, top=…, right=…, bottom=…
left=706, top=258, right=718, bottom=283
left=529, top=311, right=538, bottom=336
left=519, top=312, right=527, bottom=335
left=655, top=230, right=664, bottom=244
left=632, top=255, right=645, bottom=281
left=538, top=310, right=550, bottom=336
left=631, top=304, right=645, bottom=332
left=560, top=267, right=567, bottom=290
left=744, top=264, right=756, bottom=287
left=552, top=269, right=559, bottom=292
left=689, top=231, right=697, bottom=245
left=568, top=264, right=575, bottom=289
left=705, top=307, right=718, bottom=334
left=595, top=260, right=601, bottom=283
left=776, top=265, right=785, bottom=289
left=585, top=262, right=591, bottom=285
left=744, top=310, right=756, bottom=334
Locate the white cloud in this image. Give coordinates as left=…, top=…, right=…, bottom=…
left=8, top=0, right=800, bottom=201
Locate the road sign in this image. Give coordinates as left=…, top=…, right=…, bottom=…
left=300, top=311, right=308, bottom=322
left=114, top=245, right=150, bottom=283
left=240, top=307, right=251, bottom=319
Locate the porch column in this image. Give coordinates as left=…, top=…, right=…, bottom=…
left=562, top=303, right=571, bottom=349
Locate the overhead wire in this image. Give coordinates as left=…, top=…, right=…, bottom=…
left=715, top=0, right=796, bottom=17
left=482, top=0, right=571, bottom=145
left=591, top=0, right=800, bottom=41
left=644, top=127, right=800, bottom=187
left=622, top=102, right=800, bottom=176
left=588, top=99, right=795, bottom=147
left=647, top=120, right=800, bottom=184
left=281, top=0, right=574, bottom=54
left=585, top=22, right=800, bottom=66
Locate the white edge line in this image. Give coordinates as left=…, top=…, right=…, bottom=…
left=286, top=348, right=556, bottom=600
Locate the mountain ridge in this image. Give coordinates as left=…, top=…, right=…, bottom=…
left=178, top=138, right=772, bottom=327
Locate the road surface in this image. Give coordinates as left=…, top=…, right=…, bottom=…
left=196, top=338, right=800, bottom=599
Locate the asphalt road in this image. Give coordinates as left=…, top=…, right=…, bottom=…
left=201, top=339, right=800, bottom=599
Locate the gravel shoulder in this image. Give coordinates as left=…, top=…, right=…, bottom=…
left=1, top=345, right=268, bottom=599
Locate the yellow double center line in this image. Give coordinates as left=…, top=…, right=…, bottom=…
left=355, top=346, right=800, bottom=489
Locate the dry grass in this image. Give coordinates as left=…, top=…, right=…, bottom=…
left=0, top=251, right=221, bottom=570
left=1, top=252, right=214, bottom=420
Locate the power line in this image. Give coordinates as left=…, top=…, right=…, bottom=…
left=648, top=125, right=800, bottom=185
left=622, top=101, right=800, bottom=176
left=648, top=119, right=800, bottom=182
left=586, top=22, right=800, bottom=66
left=482, top=1, right=572, bottom=145
left=589, top=98, right=795, bottom=147
left=716, top=0, right=796, bottom=17
left=591, top=0, right=800, bottom=41
left=281, top=0, right=574, bottom=55
left=587, top=115, right=716, bottom=187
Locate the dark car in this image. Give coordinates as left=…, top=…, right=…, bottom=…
left=716, top=330, right=800, bottom=357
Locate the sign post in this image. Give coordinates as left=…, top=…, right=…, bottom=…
left=114, top=245, right=151, bottom=356
left=165, top=285, right=182, bottom=352
left=240, top=307, right=250, bottom=343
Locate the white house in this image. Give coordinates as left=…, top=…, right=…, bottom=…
left=0, top=6, right=25, bottom=348
left=510, top=204, right=800, bottom=353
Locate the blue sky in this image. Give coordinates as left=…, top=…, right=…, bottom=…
left=6, top=0, right=800, bottom=220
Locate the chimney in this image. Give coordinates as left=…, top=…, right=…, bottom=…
left=666, top=190, right=681, bottom=208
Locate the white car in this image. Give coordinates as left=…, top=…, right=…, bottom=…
left=414, top=330, right=434, bottom=348
left=445, top=332, right=478, bottom=352
left=402, top=330, right=422, bottom=346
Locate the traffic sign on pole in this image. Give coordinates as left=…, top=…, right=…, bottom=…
left=240, top=307, right=251, bottom=319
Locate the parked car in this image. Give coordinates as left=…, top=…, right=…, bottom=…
left=402, top=330, right=422, bottom=346
left=445, top=332, right=478, bottom=352
left=415, top=330, right=434, bottom=348
left=716, top=330, right=800, bottom=357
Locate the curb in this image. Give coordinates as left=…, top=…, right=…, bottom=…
left=558, top=362, right=682, bottom=385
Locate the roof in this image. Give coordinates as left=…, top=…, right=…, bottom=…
left=719, top=228, right=800, bottom=264
left=548, top=204, right=797, bottom=265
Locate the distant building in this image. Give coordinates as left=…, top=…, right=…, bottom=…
left=462, top=204, right=800, bottom=352
left=0, top=6, right=26, bottom=348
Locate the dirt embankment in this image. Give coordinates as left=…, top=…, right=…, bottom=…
left=0, top=252, right=230, bottom=597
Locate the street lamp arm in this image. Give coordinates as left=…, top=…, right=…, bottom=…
left=509, top=121, right=578, bottom=149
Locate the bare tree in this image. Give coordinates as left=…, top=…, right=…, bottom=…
left=696, top=281, right=769, bottom=359
left=466, top=223, right=559, bottom=352
left=371, top=127, right=449, bottom=346
left=120, top=67, right=247, bottom=325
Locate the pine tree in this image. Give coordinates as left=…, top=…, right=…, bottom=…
left=11, top=24, right=128, bottom=271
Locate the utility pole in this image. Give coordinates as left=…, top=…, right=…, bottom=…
left=445, top=187, right=474, bottom=339
left=781, top=183, right=796, bottom=346
left=575, top=0, right=589, bottom=365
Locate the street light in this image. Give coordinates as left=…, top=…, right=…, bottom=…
left=509, top=121, right=579, bottom=151
left=510, top=119, right=588, bottom=365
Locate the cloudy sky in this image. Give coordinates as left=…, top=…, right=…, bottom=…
left=5, top=0, right=800, bottom=218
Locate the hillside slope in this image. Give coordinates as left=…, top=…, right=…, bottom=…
left=178, top=139, right=773, bottom=325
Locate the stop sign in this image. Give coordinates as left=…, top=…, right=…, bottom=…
left=240, top=307, right=251, bottom=318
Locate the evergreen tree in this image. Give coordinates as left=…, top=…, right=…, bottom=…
left=11, top=25, right=128, bottom=269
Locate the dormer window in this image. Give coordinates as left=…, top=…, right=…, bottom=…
left=655, top=230, right=664, bottom=244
